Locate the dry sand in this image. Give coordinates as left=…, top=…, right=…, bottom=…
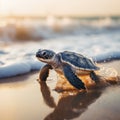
left=0, top=61, right=120, bottom=120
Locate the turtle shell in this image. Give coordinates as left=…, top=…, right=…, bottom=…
left=59, top=51, right=99, bottom=71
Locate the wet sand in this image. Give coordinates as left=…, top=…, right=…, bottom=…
left=0, top=61, right=120, bottom=120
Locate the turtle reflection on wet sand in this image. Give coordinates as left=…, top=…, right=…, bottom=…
left=39, top=81, right=102, bottom=120
left=36, top=49, right=101, bottom=90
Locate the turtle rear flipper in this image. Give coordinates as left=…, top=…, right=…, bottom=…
left=63, top=65, right=86, bottom=90
left=39, top=64, right=53, bottom=81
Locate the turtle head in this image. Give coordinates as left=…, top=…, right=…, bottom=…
left=36, top=49, right=56, bottom=63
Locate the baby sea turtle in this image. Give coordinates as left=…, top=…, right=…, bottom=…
left=36, top=49, right=100, bottom=90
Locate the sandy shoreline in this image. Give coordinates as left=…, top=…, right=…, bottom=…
left=0, top=60, right=120, bottom=120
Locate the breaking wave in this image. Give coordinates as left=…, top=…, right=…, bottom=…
left=0, top=16, right=120, bottom=42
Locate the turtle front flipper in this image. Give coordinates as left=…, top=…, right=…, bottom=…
left=39, top=64, right=53, bottom=81
left=63, top=65, right=86, bottom=90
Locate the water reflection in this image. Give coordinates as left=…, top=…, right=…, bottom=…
left=39, top=81, right=103, bottom=120
left=40, top=81, right=56, bottom=108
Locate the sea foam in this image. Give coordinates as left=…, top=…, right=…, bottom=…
left=0, top=35, right=120, bottom=78
left=0, top=60, right=42, bottom=78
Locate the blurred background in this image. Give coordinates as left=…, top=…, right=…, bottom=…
left=0, top=0, right=120, bottom=78
left=0, top=0, right=120, bottom=42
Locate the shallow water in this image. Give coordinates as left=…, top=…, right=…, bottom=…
left=0, top=61, right=120, bottom=120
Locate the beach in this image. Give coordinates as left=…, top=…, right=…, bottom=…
left=0, top=60, right=120, bottom=120
left=0, top=16, right=120, bottom=120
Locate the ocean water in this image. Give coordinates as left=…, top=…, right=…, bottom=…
left=0, top=16, right=120, bottom=78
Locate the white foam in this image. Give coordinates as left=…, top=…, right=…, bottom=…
left=0, top=35, right=120, bottom=78
left=0, top=60, right=42, bottom=78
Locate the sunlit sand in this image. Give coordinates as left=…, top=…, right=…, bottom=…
left=0, top=61, right=120, bottom=120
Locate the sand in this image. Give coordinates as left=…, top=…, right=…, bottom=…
left=0, top=61, right=120, bottom=120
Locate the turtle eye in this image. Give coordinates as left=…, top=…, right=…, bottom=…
left=42, top=51, right=47, bottom=56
